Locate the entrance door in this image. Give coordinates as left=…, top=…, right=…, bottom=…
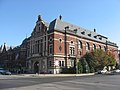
left=34, top=61, right=39, bottom=73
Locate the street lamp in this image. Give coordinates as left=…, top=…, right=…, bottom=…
left=76, top=57, right=78, bottom=74
left=64, top=26, right=69, bottom=68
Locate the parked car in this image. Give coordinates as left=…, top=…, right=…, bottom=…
left=97, top=69, right=107, bottom=74
left=0, top=68, right=11, bottom=75
left=113, top=69, right=120, bottom=73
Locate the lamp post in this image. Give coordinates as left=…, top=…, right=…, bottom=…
left=64, top=26, right=69, bottom=68
left=76, top=31, right=78, bottom=74
left=105, top=40, right=108, bottom=52
left=76, top=57, right=78, bottom=74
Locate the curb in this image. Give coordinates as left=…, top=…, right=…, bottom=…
left=16, top=73, right=95, bottom=77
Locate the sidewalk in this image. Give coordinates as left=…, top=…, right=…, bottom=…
left=15, top=73, right=95, bottom=77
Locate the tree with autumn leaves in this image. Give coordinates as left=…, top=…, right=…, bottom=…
left=78, top=49, right=116, bottom=73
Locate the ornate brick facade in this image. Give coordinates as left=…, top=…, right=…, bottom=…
left=27, top=15, right=119, bottom=74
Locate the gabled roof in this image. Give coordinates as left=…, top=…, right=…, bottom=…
left=37, top=15, right=49, bottom=28
left=2, top=43, right=7, bottom=53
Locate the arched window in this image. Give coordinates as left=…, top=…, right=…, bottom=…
left=78, top=40, right=82, bottom=49
left=104, top=46, right=106, bottom=51
left=86, top=42, right=90, bottom=51
left=99, top=45, right=101, bottom=49
left=92, top=44, right=96, bottom=50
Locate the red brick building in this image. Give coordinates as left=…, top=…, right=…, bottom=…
left=27, top=15, right=119, bottom=74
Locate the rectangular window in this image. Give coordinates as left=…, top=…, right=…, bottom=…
left=35, top=41, right=37, bottom=54
left=33, top=45, right=35, bottom=54
left=40, top=39, right=43, bottom=56
left=59, top=61, right=61, bottom=67
left=70, top=47, right=75, bottom=56
left=49, top=44, right=53, bottom=54
left=49, top=61, right=52, bottom=67
left=71, top=60, right=74, bottom=67
left=44, top=42, right=46, bottom=55
left=59, top=61, right=64, bottom=67
left=62, top=61, right=64, bottom=67
left=37, top=40, right=40, bottom=53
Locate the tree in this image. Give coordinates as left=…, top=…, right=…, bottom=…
left=77, top=49, right=117, bottom=73
left=84, top=52, right=95, bottom=72
left=81, top=58, right=90, bottom=73
left=82, top=49, right=116, bottom=72
left=106, top=52, right=116, bottom=70
left=91, top=49, right=108, bottom=71
left=106, top=52, right=116, bottom=66
left=115, top=63, right=120, bottom=69
left=77, top=60, right=83, bottom=74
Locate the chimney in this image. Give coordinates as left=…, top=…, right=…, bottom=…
left=94, top=28, right=96, bottom=32
left=38, top=15, right=42, bottom=21
left=59, top=15, right=62, bottom=20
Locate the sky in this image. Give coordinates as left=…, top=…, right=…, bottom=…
left=0, top=0, right=120, bottom=49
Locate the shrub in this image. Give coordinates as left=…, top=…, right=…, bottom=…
left=61, top=67, right=76, bottom=74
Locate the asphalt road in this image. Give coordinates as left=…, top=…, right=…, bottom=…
left=0, top=75, right=120, bottom=90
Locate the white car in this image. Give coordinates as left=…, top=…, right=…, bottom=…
left=113, top=69, right=120, bottom=73
left=98, top=69, right=107, bottom=74
left=101, top=69, right=107, bottom=74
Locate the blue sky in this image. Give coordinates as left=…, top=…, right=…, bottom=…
left=0, top=0, right=120, bottom=49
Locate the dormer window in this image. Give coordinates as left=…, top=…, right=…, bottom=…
left=74, top=29, right=77, bottom=34
left=94, top=36, right=97, bottom=38
left=81, top=31, right=85, bottom=35
left=88, top=34, right=91, bottom=37
left=99, top=37, right=102, bottom=40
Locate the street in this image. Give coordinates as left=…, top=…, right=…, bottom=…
left=0, top=74, right=120, bottom=90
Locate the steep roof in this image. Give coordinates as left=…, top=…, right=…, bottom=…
left=2, top=43, right=7, bottom=53
left=35, top=15, right=117, bottom=47
left=0, top=45, right=2, bottom=53
left=49, top=18, right=108, bottom=44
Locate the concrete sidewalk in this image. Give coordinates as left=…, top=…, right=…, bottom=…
left=0, top=73, right=95, bottom=80
left=15, top=73, right=95, bottom=77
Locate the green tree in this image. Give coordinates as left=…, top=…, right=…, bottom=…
left=84, top=52, right=95, bottom=72
left=83, top=49, right=117, bottom=71
left=78, top=49, right=117, bottom=73
left=81, top=58, right=90, bottom=73
left=91, top=49, right=108, bottom=71
left=106, top=52, right=116, bottom=70
left=115, top=63, right=120, bottom=69
left=107, top=52, right=116, bottom=66
left=77, top=60, right=83, bottom=74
